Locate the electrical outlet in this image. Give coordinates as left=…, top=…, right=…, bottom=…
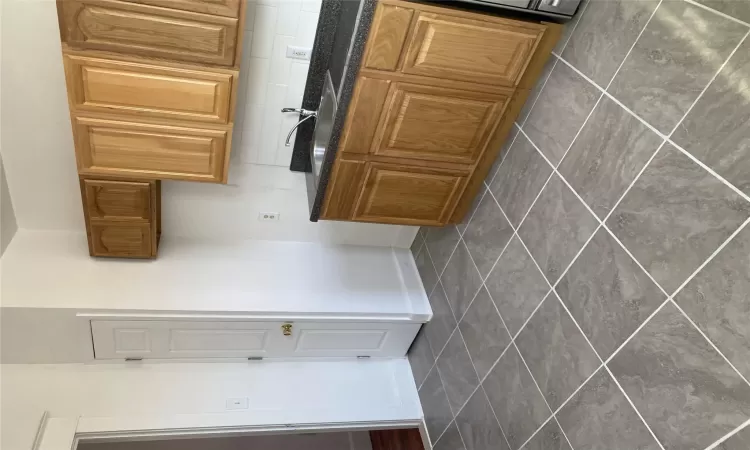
left=225, top=397, right=249, bottom=410
left=258, top=212, right=280, bottom=221
left=286, top=45, right=312, bottom=61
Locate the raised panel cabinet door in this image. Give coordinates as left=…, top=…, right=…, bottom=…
left=90, top=222, right=152, bottom=257
left=119, top=0, right=241, bottom=18
left=353, top=163, right=467, bottom=226
left=57, top=0, right=239, bottom=66
left=371, top=82, right=511, bottom=163
left=73, top=116, right=230, bottom=183
left=64, top=54, right=235, bottom=123
left=401, top=11, right=545, bottom=87
left=362, top=3, right=414, bottom=71
left=83, top=179, right=152, bottom=221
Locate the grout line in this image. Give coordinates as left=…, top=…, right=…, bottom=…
left=457, top=188, right=489, bottom=238
left=520, top=57, right=560, bottom=127
left=435, top=228, right=463, bottom=281
left=481, top=384, right=515, bottom=450
left=704, top=417, right=750, bottom=450
left=604, top=364, right=667, bottom=450
left=683, top=0, right=750, bottom=27
left=487, top=128, right=522, bottom=188
left=668, top=141, right=750, bottom=204
left=422, top=246, right=443, bottom=299
left=603, top=0, right=663, bottom=91
left=455, top=419, right=471, bottom=450
left=670, top=298, right=750, bottom=387
left=554, top=92, right=606, bottom=170
left=669, top=216, right=750, bottom=298
left=551, top=54, right=668, bottom=140
left=667, top=30, right=750, bottom=138
left=602, top=296, right=672, bottom=366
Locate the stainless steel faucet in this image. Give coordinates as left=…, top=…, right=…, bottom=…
left=281, top=108, right=317, bottom=146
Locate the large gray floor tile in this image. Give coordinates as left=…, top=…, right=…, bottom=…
left=485, top=128, right=519, bottom=187
left=408, top=326, right=435, bottom=388
left=558, top=96, right=663, bottom=219
left=434, top=422, right=466, bottom=450
left=675, top=224, right=750, bottom=381
left=516, top=296, right=601, bottom=411
left=672, top=39, right=750, bottom=197
left=485, top=236, right=551, bottom=336
left=518, top=174, right=599, bottom=285
left=483, top=346, right=551, bottom=450
left=441, top=241, right=484, bottom=321
left=556, top=229, right=666, bottom=359
left=425, top=226, right=461, bottom=276
left=490, top=131, right=553, bottom=227
left=436, top=331, right=480, bottom=414
left=520, top=420, right=572, bottom=450
left=519, top=58, right=557, bottom=125
left=411, top=233, right=424, bottom=256
left=562, top=0, right=659, bottom=87
left=463, top=194, right=514, bottom=278
left=424, top=282, right=458, bottom=359
left=557, top=368, right=661, bottom=450
left=455, top=388, right=510, bottom=450
left=457, top=187, right=487, bottom=236
left=607, top=143, right=750, bottom=294
left=718, top=425, right=750, bottom=450
left=459, top=286, right=512, bottom=379
left=609, top=302, right=750, bottom=450
left=607, top=0, right=747, bottom=134
left=523, top=62, right=601, bottom=165
left=419, top=366, right=454, bottom=441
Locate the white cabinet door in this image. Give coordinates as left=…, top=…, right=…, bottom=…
left=91, top=320, right=420, bottom=360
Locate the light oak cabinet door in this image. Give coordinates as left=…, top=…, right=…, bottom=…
left=64, top=54, right=235, bottom=123
left=353, top=163, right=467, bottom=226
left=402, top=12, right=545, bottom=87
left=58, top=0, right=239, bottom=66
left=372, top=82, right=511, bottom=163
left=83, top=179, right=152, bottom=221
left=90, top=222, right=152, bottom=257
left=73, top=116, right=230, bottom=183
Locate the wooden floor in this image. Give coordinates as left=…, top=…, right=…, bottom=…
left=370, top=428, right=425, bottom=450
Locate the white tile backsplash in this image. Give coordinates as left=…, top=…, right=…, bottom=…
left=237, top=0, right=319, bottom=167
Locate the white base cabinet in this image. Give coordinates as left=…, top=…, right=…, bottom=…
left=91, top=320, right=421, bottom=360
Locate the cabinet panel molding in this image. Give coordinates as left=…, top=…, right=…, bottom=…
left=353, top=163, right=466, bottom=226
left=73, top=115, right=230, bottom=183
left=64, top=53, right=235, bottom=123
left=363, top=4, right=414, bottom=71
left=371, top=82, right=511, bottom=163
left=58, top=0, right=239, bottom=67
left=402, top=11, right=544, bottom=87
left=90, top=222, right=152, bottom=257
left=122, top=0, right=241, bottom=18
left=339, top=77, right=391, bottom=155
left=322, top=159, right=367, bottom=220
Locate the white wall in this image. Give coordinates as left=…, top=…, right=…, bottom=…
left=0, top=0, right=416, bottom=247
left=0, top=146, right=17, bottom=257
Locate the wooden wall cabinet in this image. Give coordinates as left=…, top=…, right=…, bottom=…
left=321, top=0, right=561, bottom=226
left=57, top=0, right=245, bottom=257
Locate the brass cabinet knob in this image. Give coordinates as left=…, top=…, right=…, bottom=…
left=281, top=323, right=293, bottom=336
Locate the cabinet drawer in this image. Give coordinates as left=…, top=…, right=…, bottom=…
left=353, top=163, right=467, bottom=226
left=64, top=54, right=235, bottom=124
left=90, top=222, right=153, bottom=257
left=120, top=0, right=240, bottom=18
left=83, top=179, right=152, bottom=221
left=73, top=116, right=230, bottom=183
left=58, top=0, right=239, bottom=66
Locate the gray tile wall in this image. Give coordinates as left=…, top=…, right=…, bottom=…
left=408, top=1, right=750, bottom=449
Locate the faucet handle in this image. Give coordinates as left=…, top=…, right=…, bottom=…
left=281, top=107, right=316, bottom=116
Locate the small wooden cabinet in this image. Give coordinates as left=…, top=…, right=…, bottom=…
left=81, top=178, right=161, bottom=258
left=322, top=0, right=561, bottom=226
